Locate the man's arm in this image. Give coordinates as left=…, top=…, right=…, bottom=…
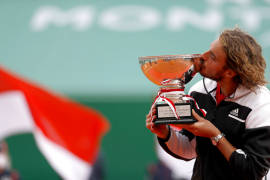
left=176, top=109, right=270, bottom=179
left=146, top=107, right=196, bottom=160
left=177, top=110, right=236, bottom=161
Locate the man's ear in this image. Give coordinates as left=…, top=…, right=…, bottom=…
left=225, top=68, right=237, bottom=78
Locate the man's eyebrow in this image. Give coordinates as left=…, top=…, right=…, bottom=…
left=209, top=50, right=216, bottom=59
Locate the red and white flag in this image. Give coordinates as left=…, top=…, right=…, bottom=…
left=0, top=66, right=110, bottom=180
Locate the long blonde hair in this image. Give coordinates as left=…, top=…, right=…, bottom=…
left=219, top=27, right=267, bottom=90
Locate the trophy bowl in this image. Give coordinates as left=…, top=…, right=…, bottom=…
left=139, top=54, right=200, bottom=124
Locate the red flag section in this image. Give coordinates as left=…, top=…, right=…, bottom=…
left=0, top=66, right=110, bottom=179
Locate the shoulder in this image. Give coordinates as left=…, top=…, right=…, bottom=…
left=236, top=86, right=270, bottom=128
left=235, top=86, right=270, bottom=109
left=188, top=78, right=216, bottom=95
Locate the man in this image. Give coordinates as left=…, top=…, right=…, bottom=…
left=0, top=141, right=20, bottom=180
left=146, top=27, right=270, bottom=180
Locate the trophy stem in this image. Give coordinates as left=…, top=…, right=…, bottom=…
left=161, top=79, right=184, bottom=89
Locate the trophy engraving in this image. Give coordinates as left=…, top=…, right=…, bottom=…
left=139, top=54, right=200, bottom=124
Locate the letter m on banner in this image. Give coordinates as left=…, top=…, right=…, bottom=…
left=30, top=6, right=95, bottom=31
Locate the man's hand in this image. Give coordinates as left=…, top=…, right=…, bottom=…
left=146, top=107, right=169, bottom=139
left=186, top=110, right=236, bottom=161
left=175, top=109, right=220, bottom=138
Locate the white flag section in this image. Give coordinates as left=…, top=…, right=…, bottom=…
left=0, top=91, right=34, bottom=138
left=35, top=127, right=92, bottom=180
left=0, top=67, right=110, bottom=180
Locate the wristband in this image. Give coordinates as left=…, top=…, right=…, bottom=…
left=211, top=133, right=225, bottom=146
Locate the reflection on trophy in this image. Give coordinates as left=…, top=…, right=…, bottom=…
left=139, top=54, right=200, bottom=124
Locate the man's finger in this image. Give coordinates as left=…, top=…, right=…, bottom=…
left=192, top=109, right=203, bottom=121
left=151, top=115, right=156, bottom=122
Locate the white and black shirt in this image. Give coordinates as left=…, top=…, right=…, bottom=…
left=158, top=78, right=270, bottom=180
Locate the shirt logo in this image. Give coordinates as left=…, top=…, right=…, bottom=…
left=229, top=108, right=239, bottom=117
left=228, top=108, right=245, bottom=123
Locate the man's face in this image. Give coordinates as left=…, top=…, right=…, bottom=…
left=193, top=39, right=228, bottom=81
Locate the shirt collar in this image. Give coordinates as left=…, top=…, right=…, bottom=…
left=203, top=78, right=252, bottom=101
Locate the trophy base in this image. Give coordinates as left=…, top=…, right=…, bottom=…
left=155, top=103, right=196, bottom=124
left=154, top=118, right=196, bottom=124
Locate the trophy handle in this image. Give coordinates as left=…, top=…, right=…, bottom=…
left=183, top=65, right=196, bottom=84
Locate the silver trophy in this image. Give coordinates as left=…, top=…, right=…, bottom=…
left=139, top=54, right=200, bottom=124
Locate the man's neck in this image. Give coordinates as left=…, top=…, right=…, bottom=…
left=218, top=79, right=238, bottom=97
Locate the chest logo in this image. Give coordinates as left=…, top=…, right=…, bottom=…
left=228, top=108, right=245, bottom=123
left=229, top=108, right=239, bottom=117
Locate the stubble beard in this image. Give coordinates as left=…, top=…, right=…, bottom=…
left=197, top=62, right=223, bottom=82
